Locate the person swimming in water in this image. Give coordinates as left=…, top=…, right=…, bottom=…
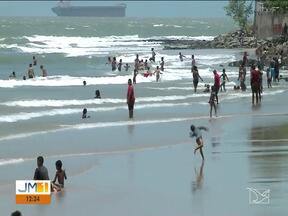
left=189, top=125, right=208, bottom=160
left=111, top=57, right=117, bottom=71
left=95, top=89, right=101, bottom=99
left=179, top=52, right=186, bottom=62
left=33, top=56, right=37, bottom=66
left=124, top=63, right=130, bottom=72
left=40, top=65, right=47, bottom=77
left=106, top=56, right=112, bottom=65
left=27, top=63, right=35, bottom=79
left=9, top=71, right=16, bottom=79
left=118, top=59, right=123, bottom=72
left=52, top=160, right=67, bottom=192
left=82, top=108, right=90, bottom=119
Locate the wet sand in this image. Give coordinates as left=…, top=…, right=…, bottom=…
left=1, top=91, right=288, bottom=215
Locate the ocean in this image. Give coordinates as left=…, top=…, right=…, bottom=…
left=1, top=17, right=288, bottom=216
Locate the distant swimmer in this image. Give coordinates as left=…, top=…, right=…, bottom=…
left=213, top=69, right=220, bottom=104
left=106, top=56, right=112, bottom=65
left=220, top=68, right=229, bottom=92
left=209, top=86, right=217, bottom=118
left=27, top=63, right=35, bottom=79
left=118, top=59, right=123, bottom=72
left=124, top=63, right=130, bottom=72
left=82, top=108, right=90, bottom=119
left=154, top=66, right=162, bottom=82
left=9, top=71, right=16, bottom=79
left=40, top=65, right=47, bottom=77
left=191, top=54, right=196, bottom=67
left=160, top=57, right=165, bottom=71
left=133, top=69, right=138, bottom=84
left=111, top=57, right=117, bottom=71
left=52, top=160, right=67, bottom=192
left=189, top=125, right=208, bottom=161
left=127, top=79, right=135, bottom=119
left=34, top=156, right=49, bottom=180
left=83, top=80, right=87, bottom=86
left=134, top=54, right=139, bottom=71
left=11, top=211, right=22, bottom=216
left=179, top=52, right=186, bottom=62
left=192, top=65, right=203, bottom=93
left=144, top=59, right=149, bottom=70
left=95, top=89, right=101, bottom=99
left=33, top=55, right=37, bottom=66
left=149, top=48, right=156, bottom=62
left=203, top=84, right=210, bottom=93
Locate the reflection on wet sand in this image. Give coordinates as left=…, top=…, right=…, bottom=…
left=191, top=161, right=204, bottom=193
left=248, top=123, right=288, bottom=202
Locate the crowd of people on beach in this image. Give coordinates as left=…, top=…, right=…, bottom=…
left=10, top=43, right=287, bottom=215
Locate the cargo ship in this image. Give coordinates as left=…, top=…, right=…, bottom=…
left=52, top=2, right=126, bottom=17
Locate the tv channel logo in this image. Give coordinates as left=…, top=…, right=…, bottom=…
left=16, top=180, right=51, bottom=204
left=247, top=187, right=270, bottom=205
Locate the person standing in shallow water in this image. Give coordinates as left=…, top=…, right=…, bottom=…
left=127, top=79, right=135, bottom=119
left=250, top=65, right=260, bottom=105
left=213, top=70, right=220, bottom=104
left=27, top=63, right=35, bottom=79
left=192, top=65, right=203, bottom=93
left=220, top=68, right=229, bottom=92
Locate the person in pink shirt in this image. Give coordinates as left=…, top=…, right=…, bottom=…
left=127, top=79, right=135, bottom=118
left=213, top=70, right=221, bottom=104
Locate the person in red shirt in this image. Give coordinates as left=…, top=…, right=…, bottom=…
left=213, top=70, right=220, bottom=104
left=250, top=65, right=260, bottom=104
left=127, top=79, right=135, bottom=118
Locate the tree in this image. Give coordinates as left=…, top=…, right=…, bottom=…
left=224, top=0, right=253, bottom=30
left=263, top=0, right=288, bottom=12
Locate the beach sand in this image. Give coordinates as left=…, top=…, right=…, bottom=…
left=0, top=90, right=288, bottom=216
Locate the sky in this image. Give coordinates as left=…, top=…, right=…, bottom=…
left=0, top=1, right=229, bottom=17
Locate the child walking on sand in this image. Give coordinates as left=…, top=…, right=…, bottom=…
left=52, top=160, right=67, bottom=192
left=189, top=125, right=208, bottom=160
left=209, top=86, right=217, bottom=118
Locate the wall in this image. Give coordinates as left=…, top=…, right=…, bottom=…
left=255, top=11, right=288, bottom=39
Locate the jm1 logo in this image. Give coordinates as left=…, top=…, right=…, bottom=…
left=16, top=180, right=51, bottom=204
left=247, top=187, right=270, bottom=204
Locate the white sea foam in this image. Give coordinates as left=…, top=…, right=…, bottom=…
left=149, top=35, right=215, bottom=41
left=1, top=94, right=207, bottom=107
left=0, top=75, right=151, bottom=88
left=0, top=103, right=191, bottom=123
left=1, top=34, right=215, bottom=57
left=0, top=158, right=25, bottom=166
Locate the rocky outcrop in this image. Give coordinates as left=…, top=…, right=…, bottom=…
left=151, top=30, right=269, bottom=50
left=256, top=36, right=288, bottom=66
